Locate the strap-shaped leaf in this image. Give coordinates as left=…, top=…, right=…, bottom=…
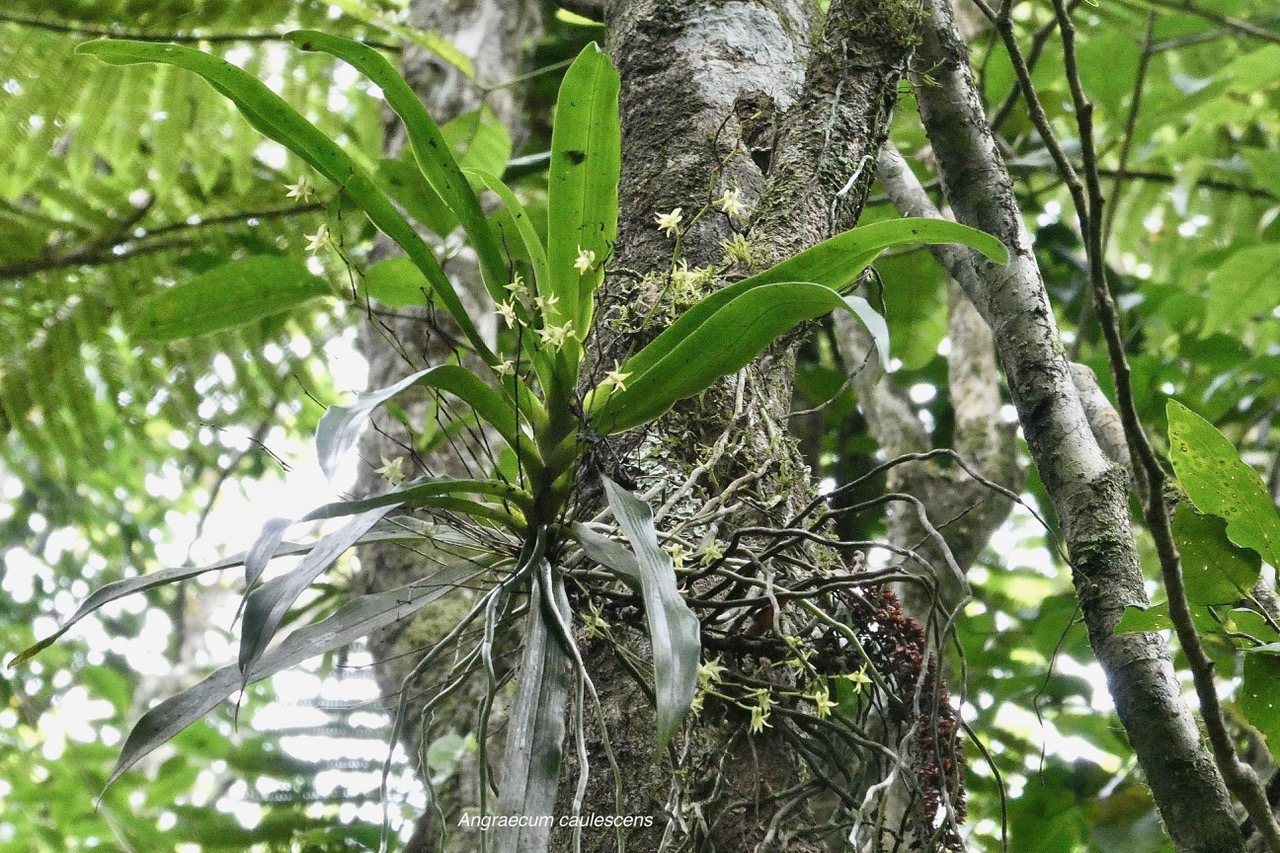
left=76, top=39, right=494, bottom=364
left=749, top=216, right=1008, bottom=291
left=494, top=570, right=571, bottom=852
left=105, top=561, right=482, bottom=791
left=315, top=365, right=530, bottom=480
left=238, top=507, right=395, bottom=680
left=568, top=522, right=641, bottom=593
left=545, top=43, right=620, bottom=335
left=607, top=218, right=1007, bottom=391
left=132, top=256, right=329, bottom=341
left=589, top=283, right=882, bottom=434
left=288, top=31, right=510, bottom=308
left=466, top=169, right=550, bottom=302
left=303, top=477, right=531, bottom=520
left=244, top=517, right=295, bottom=593
left=600, top=476, right=700, bottom=750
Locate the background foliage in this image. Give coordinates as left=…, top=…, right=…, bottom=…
left=2, top=0, right=1280, bottom=850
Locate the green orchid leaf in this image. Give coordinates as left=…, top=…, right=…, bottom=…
left=132, top=255, right=329, bottom=341
left=238, top=507, right=396, bottom=681
left=568, top=522, right=642, bottom=593
left=288, top=31, right=510, bottom=308
left=748, top=216, right=1008, bottom=291
left=76, top=38, right=494, bottom=363
left=243, top=517, right=295, bottom=594
left=600, top=476, right=700, bottom=750
left=302, top=479, right=527, bottom=532
left=1173, top=503, right=1261, bottom=606
left=545, top=42, right=620, bottom=336
left=105, top=561, right=483, bottom=792
left=590, top=283, right=883, bottom=435
left=494, top=570, right=572, bottom=851
left=1168, top=399, right=1280, bottom=567
left=607, top=218, right=1006, bottom=396
left=466, top=169, right=550, bottom=302
left=315, top=365, right=530, bottom=480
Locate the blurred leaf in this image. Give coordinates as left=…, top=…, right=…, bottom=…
left=1202, top=244, right=1280, bottom=337
left=132, top=255, right=329, bottom=341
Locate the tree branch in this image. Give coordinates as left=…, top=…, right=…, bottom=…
left=1047, top=0, right=1280, bottom=844
left=0, top=202, right=324, bottom=280
left=912, top=0, right=1248, bottom=849
left=0, top=11, right=401, bottom=50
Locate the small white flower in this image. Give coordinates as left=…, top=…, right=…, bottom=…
left=304, top=224, right=329, bottom=254
left=374, top=455, right=406, bottom=487
left=494, top=359, right=515, bottom=376
left=534, top=293, right=560, bottom=314
left=496, top=300, right=518, bottom=328
left=654, top=207, right=683, bottom=237
left=716, top=188, right=745, bottom=218
left=285, top=176, right=313, bottom=202
left=574, top=246, right=596, bottom=275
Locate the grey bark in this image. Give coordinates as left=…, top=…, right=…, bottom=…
left=546, top=1, right=943, bottom=850
left=910, top=0, right=1246, bottom=849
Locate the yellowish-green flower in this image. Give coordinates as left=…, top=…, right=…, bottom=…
left=716, top=188, right=744, bottom=218
left=285, top=176, right=314, bottom=202
left=534, top=292, right=560, bottom=314
left=494, top=359, right=515, bottom=377
left=841, top=665, right=873, bottom=693
left=749, top=689, right=774, bottom=734
left=374, top=454, right=406, bottom=487
left=698, top=656, right=726, bottom=688
left=304, top=224, right=329, bottom=254
left=575, top=246, right=596, bottom=274
left=538, top=320, right=575, bottom=348
left=506, top=272, right=528, bottom=299
left=654, top=207, right=683, bottom=237
left=809, top=683, right=837, bottom=719
left=496, top=300, right=518, bottom=329
left=603, top=363, right=631, bottom=392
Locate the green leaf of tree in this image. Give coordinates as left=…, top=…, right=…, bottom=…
left=1241, top=652, right=1280, bottom=761
left=132, top=255, right=329, bottom=341
left=1172, top=503, right=1261, bottom=605
left=1167, top=399, right=1280, bottom=567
